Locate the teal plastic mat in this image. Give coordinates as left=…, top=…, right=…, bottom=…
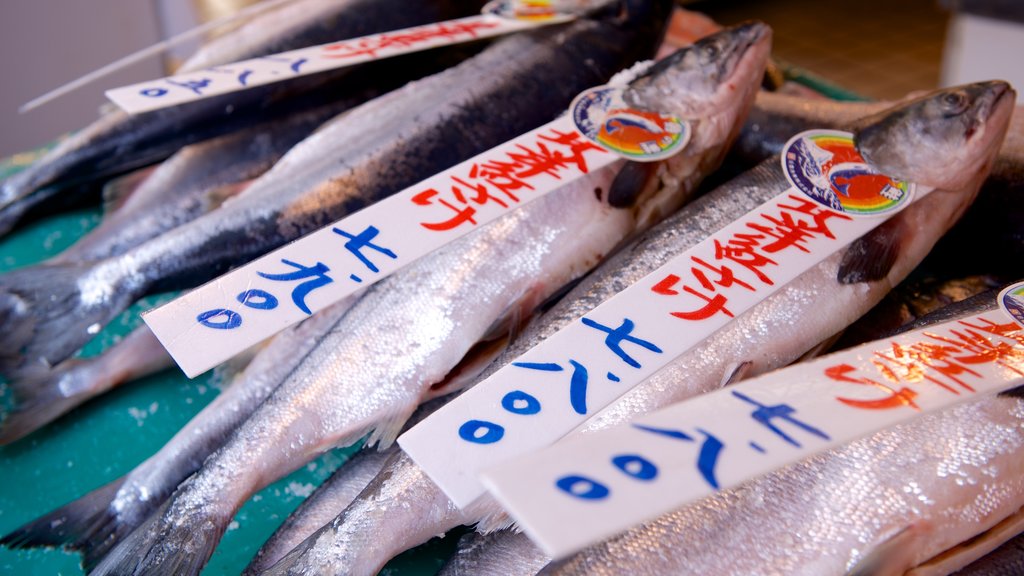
left=0, top=157, right=461, bottom=575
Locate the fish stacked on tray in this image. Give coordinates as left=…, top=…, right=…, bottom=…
left=0, top=1, right=1021, bottom=574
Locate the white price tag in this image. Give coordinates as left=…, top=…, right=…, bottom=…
left=481, top=305, right=1024, bottom=558
left=143, top=115, right=615, bottom=377
left=399, top=130, right=925, bottom=508
left=108, top=10, right=572, bottom=114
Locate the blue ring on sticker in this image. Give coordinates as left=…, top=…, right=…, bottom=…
left=781, top=129, right=914, bottom=216
left=570, top=85, right=690, bottom=162
left=458, top=419, right=505, bottom=444
left=998, top=281, right=1024, bottom=329
left=556, top=475, right=609, bottom=500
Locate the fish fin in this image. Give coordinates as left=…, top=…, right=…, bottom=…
left=467, top=498, right=516, bottom=534
left=794, top=331, right=845, bottom=362
left=0, top=476, right=126, bottom=552
left=847, top=522, right=933, bottom=576
left=718, top=361, right=753, bottom=387
left=89, top=497, right=226, bottom=576
left=0, top=261, right=135, bottom=378
left=0, top=359, right=93, bottom=444
left=608, top=161, right=660, bottom=208
left=364, top=406, right=418, bottom=450
left=905, top=505, right=1024, bottom=576
left=838, top=217, right=906, bottom=284
left=428, top=333, right=512, bottom=401
left=101, top=166, right=155, bottom=215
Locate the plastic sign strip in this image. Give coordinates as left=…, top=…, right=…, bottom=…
left=398, top=129, right=926, bottom=508
left=107, top=6, right=573, bottom=114
left=143, top=114, right=615, bottom=377
left=479, top=300, right=1024, bottom=559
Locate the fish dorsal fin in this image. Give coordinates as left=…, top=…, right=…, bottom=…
left=838, top=215, right=906, bottom=284
left=905, top=506, right=1024, bottom=576
left=846, top=523, right=933, bottom=576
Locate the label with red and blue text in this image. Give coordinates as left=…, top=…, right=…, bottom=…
left=398, top=130, right=925, bottom=508
left=481, top=297, right=1024, bottom=558
left=143, top=114, right=615, bottom=377
left=108, top=2, right=574, bottom=114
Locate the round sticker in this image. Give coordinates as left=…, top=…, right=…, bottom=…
left=781, top=130, right=914, bottom=216
left=570, top=85, right=690, bottom=162
left=999, top=282, right=1024, bottom=329
left=482, top=0, right=573, bottom=22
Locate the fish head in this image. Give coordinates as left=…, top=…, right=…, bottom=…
left=855, top=81, right=1015, bottom=191
left=623, top=21, right=772, bottom=120
left=608, top=21, right=771, bottom=230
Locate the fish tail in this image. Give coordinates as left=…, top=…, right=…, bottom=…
left=0, top=261, right=133, bottom=378
left=0, top=476, right=126, bottom=554
left=90, top=489, right=228, bottom=576
left=0, top=363, right=91, bottom=444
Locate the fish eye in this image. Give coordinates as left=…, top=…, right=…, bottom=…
left=940, top=91, right=968, bottom=115
left=700, top=42, right=720, bottom=63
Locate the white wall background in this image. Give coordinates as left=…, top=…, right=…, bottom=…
left=0, top=0, right=199, bottom=158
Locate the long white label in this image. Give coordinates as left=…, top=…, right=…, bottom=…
left=481, top=303, right=1024, bottom=558
left=143, top=115, right=615, bottom=377
left=107, top=11, right=571, bottom=114
left=399, top=130, right=927, bottom=508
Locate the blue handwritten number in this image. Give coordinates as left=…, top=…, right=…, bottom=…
left=458, top=420, right=504, bottom=444
left=732, top=390, right=831, bottom=447
left=556, top=475, right=609, bottom=500
left=580, top=317, right=663, bottom=368
left=140, top=87, right=168, bottom=98
left=612, top=454, right=658, bottom=481
left=257, top=260, right=333, bottom=315
left=197, top=309, right=242, bottom=330
left=502, top=390, right=541, bottom=415
left=333, top=225, right=398, bottom=273
left=237, top=289, right=278, bottom=310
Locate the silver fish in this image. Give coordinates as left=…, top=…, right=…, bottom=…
left=0, top=2, right=667, bottom=379
left=257, top=21, right=772, bottom=576
left=302, top=80, right=1013, bottom=576
left=244, top=396, right=449, bottom=574
left=439, top=530, right=549, bottom=576
left=88, top=4, right=676, bottom=574
left=0, top=295, right=359, bottom=570
left=50, top=100, right=351, bottom=265
left=541, top=290, right=1024, bottom=576
left=0, top=0, right=481, bottom=237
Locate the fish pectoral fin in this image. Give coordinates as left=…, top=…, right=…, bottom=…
left=428, top=332, right=513, bottom=401
left=847, top=522, right=934, bottom=576
left=718, top=361, right=753, bottom=387
left=838, top=215, right=907, bottom=284
left=101, top=165, right=156, bottom=215
left=905, top=505, right=1024, bottom=576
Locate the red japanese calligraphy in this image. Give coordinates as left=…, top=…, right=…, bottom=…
left=413, top=129, right=604, bottom=231
left=323, top=20, right=498, bottom=59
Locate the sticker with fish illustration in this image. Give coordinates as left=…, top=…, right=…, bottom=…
left=571, top=85, right=690, bottom=162
left=782, top=130, right=914, bottom=216
left=483, top=0, right=575, bottom=22
left=1000, top=282, right=1024, bottom=329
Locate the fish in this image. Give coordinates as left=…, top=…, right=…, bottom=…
left=731, top=91, right=1024, bottom=277
left=254, top=21, right=772, bottom=576
left=290, top=80, right=1014, bottom=576
left=438, top=530, right=549, bottom=576
left=50, top=99, right=352, bottom=264
left=244, top=397, right=449, bottom=574
left=0, top=325, right=172, bottom=445
left=0, top=2, right=668, bottom=379
left=89, top=11, right=768, bottom=576
left=0, top=295, right=360, bottom=570
left=0, top=0, right=483, bottom=237
left=540, top=288, right=1024, bottom=576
